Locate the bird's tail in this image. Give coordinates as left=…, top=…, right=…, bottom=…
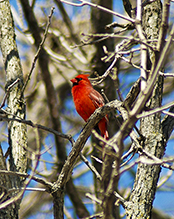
left=104, top=130, right=109, bottom=140
left=98, top=117, right=109, bottom=140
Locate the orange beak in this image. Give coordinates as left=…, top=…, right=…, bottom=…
left=70, top=78, right=76, bottom=83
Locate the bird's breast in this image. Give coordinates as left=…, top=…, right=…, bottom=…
left=72, top=86, right=96, bottom=122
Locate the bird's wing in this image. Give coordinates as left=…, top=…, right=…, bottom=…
left=89, top=89, right=105, bottom=108
left=89, top=89, right=109, bottom=122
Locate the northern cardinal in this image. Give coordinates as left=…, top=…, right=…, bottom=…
left=70, top=74, right=109, bottom=139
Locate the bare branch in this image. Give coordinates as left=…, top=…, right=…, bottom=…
left=51, top=99, right=124, bottom=193
left=0, top=114, right=74, bottom=145
left=159, top=72, right=174, bottom=77
left=131, top=24, right=174, bottom=116
left=85, top=193, right=102, bottom=204
left=0, top=78, right=20, bottom=109
left=157, top=0, right=171, bottom=51
left=162, top=110, right=174, bottom=117
left=0, top=170, right=52, bottom=188
left=60, top=0, right=135, bottom=23
left=80, top=153, right=102, bottom=180
left=137, top=101, right=174, bottom=119
left=162, top=106, right=174, bottom=141
left=135, top=0, right=147, bottom=91
left=21, top=6, right=55, bottom=97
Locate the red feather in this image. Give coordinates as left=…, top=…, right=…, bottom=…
left=70, top=74, right=109, bottom=139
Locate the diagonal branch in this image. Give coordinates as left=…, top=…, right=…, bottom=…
left=60, top=0, right=135, bottom=23
left=21, top=6, right=55, bottom=97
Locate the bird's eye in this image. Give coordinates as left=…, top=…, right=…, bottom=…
left=76, top=77, right=82, bottom=82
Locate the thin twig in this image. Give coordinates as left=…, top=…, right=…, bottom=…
left=92, top=130, right=119, bottom=153
left=159, top=72, right=174, bottom=77
left=137, top=101, right=174, bottom=119
left=60, top=0, right=135, bottom=23
left=77, top=32, right=155, bottom=50
left=21, top=7, right=55, bottom=98
left=85, top=193, right=102, bottom=204
left=136, top=0, right=147, bottom=91
left=0, top=114, right=74, bottom=145
left=91, top=155, right=103, bottom=164
left=114, top=191, right=126, bottom=207
left=120, top=151, right=136, bottom=167
left=80, top=153, right=102, bottom=180
left=157, top=169, right=173, bottom=188
left=81, top=212, right=103, bottom=219
left=162, top=110, right=174, bottom=117
left=0, top=78, right=20, bottom=109
left=105, top=22, right=133, bottom=29
left=92, top=56, right=118, bottom=86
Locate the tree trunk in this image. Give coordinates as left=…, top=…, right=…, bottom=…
left=126, top=1, right=165, bottom=218
left=0, top=0, right=27, bottom=218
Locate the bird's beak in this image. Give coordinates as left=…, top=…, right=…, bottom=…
left=70, top=78, right=77, bottom=84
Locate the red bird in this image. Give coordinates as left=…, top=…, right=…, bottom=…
left=70, top=74, right=109, bottom=139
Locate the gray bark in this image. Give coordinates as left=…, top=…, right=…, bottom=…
left=0, top=1, right=27, bottom=218
left=126, top=1, right=166, bottom=218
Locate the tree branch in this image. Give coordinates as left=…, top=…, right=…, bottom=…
left=60, top=0, right=135, bottom=23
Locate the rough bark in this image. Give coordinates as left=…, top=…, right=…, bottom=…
left=126, top=1, right=165, bottom=218
left=0, top=0, right=27, bottom=218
